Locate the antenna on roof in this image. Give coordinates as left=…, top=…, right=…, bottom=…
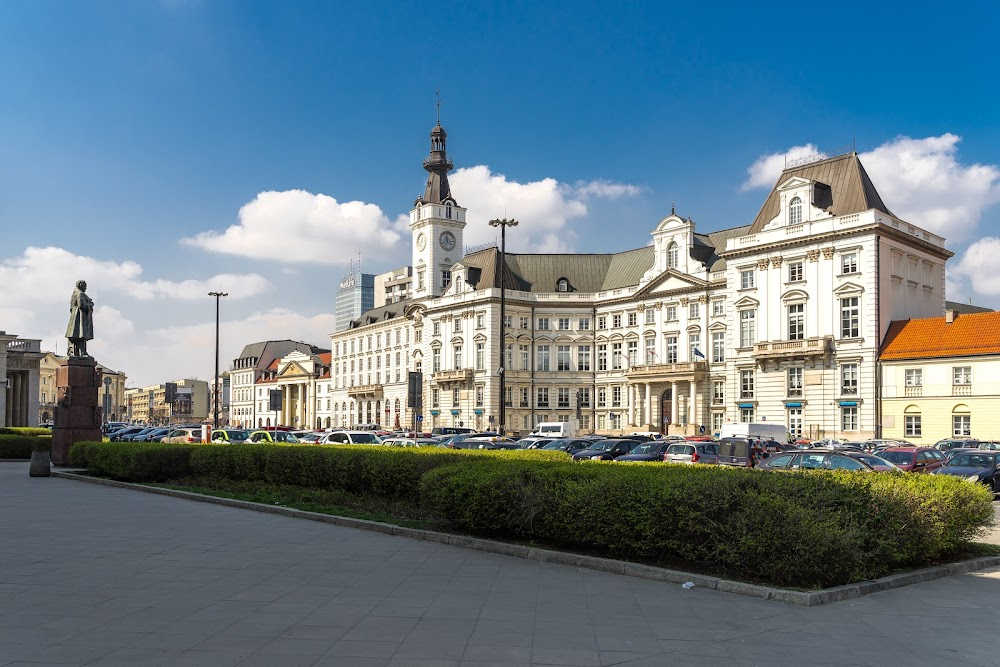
left=671, top=202, right=675, bottom=216
left=435, top=87, right=441, bottom=124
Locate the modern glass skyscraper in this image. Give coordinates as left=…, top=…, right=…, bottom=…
left=335, top=271, right=374, bottom=331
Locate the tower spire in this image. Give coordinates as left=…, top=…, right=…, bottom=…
left=418, top=91, right=456, bottom=205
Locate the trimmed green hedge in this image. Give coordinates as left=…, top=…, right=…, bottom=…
left=419, top=459, right=996, bottom=587
left=67, top=441, right=996, bottom=588
left=0, top=434, right=51, bottom=459
left=0, top=427, right=52, bottom=437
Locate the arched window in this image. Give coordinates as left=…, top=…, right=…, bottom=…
left=667, top=242, right=679, bottom=268
left=446, top=204, right=453, bottom=219
left=789, top=196, right=803, bottom=225
left=556, top=278, right=569, bottom=292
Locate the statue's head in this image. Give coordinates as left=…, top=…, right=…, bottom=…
left=76, top=280, right=87, bottom=291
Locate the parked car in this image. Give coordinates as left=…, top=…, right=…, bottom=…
left=945, top=447, right=982, bottom=461
left=540, top=438, right=594, bottom=455
left=664, top=442, right=719, bottom=465
left=319, top=431, right=382, bottom=445
left=246, top=430, right=300, bottom=444
left=109, top=426, right=146, bottom=441
left=572, top=438, right=640, bottom=461
left=139, top=427, right=173, bottom=442
left=877, top=447, right=947, bottom=473
left=932, top=450, right=1000, bottom=493
left=615, top=442, right=672, bottom=462
left=756, top=450, right=875, bottom=472
left=161, top=427, right=204, bottom=444
left=439, top=432, right=498, bottom=447
left=431, top=427, right=475, bottom=437
left=933, top=438, right=981, bottom=452
left=209, top=429, right=250, bottom=444
left=977, top=441, right=1000, bottom=451
left=381, top=437, right=441, bottom=448
left=844, top=451, right=900, bottom=471
left=296, top=432, right=326, bottom=444
left=716, top=437, right=766, bottom=468
left=518, top=438, right=555, bottom=450
left=121, top=427, right=159, bottom=442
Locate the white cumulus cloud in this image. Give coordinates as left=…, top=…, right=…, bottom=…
left=952, top=237, right=1000, bottom=296
left=182, top=190, right=402, bottom=265
left=741, top=135, right=1000, bottom=244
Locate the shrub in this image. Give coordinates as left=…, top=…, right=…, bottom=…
left=0, top=434, right=51, bottom=459
left=82, top=442, right=194, bottom=481
left=0, top=427, right=52, bottom=437
left=420, top=460, right=996, bottom=588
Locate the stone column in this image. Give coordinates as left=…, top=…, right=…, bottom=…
left=688, top=379, right=697, bottom=435
left=20, top=372, right=30, bottom=425
left=627, top=384, right=635, bottom=426
left=644, top=383, right=652, bottom=429
left=12, top=373, right=22, bottom=426
left=670, top=381, right=678, bottom=425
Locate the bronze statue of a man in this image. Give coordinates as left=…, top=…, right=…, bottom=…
left=66, top=280, right=94, bottom=357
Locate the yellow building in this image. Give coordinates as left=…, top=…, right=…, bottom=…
left=38, top=352, right=127, bottom=424
left=125, top=379, right=208, bottom=425
left=880, top=310, right=1000, bottom=445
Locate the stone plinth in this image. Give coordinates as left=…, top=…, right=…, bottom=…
left=52, top=357, right=102, bottom=466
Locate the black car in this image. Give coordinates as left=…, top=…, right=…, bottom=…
left=541, top=438, right=595, bottom=455
left=933, top=450, right=1000, bottom=493
left=109, top=427, right=146, bottom=441
left=122, top=427, right=159, bottom=442
left=572, top=438, right=640, bottom=461
left=615, top=442, right=671, bottom=462
left=756, top=450, right=875, bottom=472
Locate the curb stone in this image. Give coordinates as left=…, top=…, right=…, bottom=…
left=51, top=470, right=1000, bottom=606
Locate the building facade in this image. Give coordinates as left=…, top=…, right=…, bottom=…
left=229, top=340, right=327, bottom=428
left=374, top=266, right=413, bottom=308
left=335, top=271, right=374, bottom=332
left=255, top=350, right=331, bottom=429
left=1, top=332, right=42, bottom=428
left=125, top=379, right=209, bottom=425
left=880, top=310, right=1000, bottom=445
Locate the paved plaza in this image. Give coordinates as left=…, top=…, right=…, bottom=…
left=2, top=463, right=999, bottom=666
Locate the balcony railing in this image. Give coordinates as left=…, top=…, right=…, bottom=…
left=5, top=338, right=42, bottom=353
left=952, top=384, right=972, bottom=396
left=904, top=386, right=923, bottom=397
left=753, top=336, right=833, bottom=361
left=626, top=361, right=707, bottom=379
left=347, top=384, right=383, bottom=398
left=433, top=368, right=474, bottom=383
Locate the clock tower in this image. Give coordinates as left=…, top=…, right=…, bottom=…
left=409, top=117, right=466, bottom=298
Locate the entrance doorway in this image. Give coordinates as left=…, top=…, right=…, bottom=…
left=787, top=408, right=803, bottom=439
left=660, top=387, right=673, bottom=435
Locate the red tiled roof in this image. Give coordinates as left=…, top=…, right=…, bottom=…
left=881, top=311, right=1000, bottom=360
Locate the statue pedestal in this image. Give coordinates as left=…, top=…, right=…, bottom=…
left=52, top=357, right=103, bottom=466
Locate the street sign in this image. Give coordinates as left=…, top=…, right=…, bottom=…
left=416, top=415, right=423, bottom=422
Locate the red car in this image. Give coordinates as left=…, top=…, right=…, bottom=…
left=877, top=446, right=947, bottom=473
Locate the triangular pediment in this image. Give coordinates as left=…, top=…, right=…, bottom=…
left=635, top=268, right=708, bottom=297
left=733, top=295, right=760, bottom=308
left=832, top=281, right=864, bottom=296
left=777, top=176, right=813, bottom=191
left=277, top=360, right=310, bottom=378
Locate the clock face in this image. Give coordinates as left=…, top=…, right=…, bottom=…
left=440, top=231, right=456, bottom=251
left=416, top=233, right=426, bottom=251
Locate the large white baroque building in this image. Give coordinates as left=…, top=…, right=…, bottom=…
left=316, top=121, right=951, bottom=438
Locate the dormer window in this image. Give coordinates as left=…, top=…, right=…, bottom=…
left=789, top=196, right=803, bottom=225
left=556, top=278, right=570, bottom=292
left=446, top=204, right=452, bottom=219
left=667, top=242, right=679, bottom=268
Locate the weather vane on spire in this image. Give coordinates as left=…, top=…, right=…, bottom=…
left=435, top=87, right=441, bottom=124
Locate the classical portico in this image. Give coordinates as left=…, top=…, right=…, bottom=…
left=1, top=333, right=43, bottom=428
left=626, top=361, right=708, bottom=435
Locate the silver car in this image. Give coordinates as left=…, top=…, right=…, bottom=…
left=664, top=442, right=719, bottom=465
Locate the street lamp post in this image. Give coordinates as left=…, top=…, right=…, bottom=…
left=208, top=291, right=229, bottom=429
left=488, top=217, right=518, bottom=436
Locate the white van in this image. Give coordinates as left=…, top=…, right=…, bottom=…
left=718, top=422, right=791, bottom=443
left=529, top=421, right=576, bottom=438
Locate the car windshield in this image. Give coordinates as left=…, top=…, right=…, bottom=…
left=879, top=451, right=913, bottom=465
left=586, top=441, right=614, bottom=451
left=948, top=454, right=995, bottom=468
left=629, top=444, right=658, bottom=455
left=352, top=433, right=381, bottom=444
left=542, top=440, right=571, bottom=450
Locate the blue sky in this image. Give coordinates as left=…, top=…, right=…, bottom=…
left=2, top=0, right=999, bottom=387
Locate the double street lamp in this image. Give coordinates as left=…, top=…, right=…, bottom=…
left=208, top=291, right=228, bottom=429
left=488, top=217, right=518, bottom=436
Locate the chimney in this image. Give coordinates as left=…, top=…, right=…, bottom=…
left=945, top=309, right=955, bottom=324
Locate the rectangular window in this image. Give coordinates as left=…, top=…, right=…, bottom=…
left=666, top=306, right=677, bottom=321
left=557, top=345, right=571, bottom=371
left=905, top=415, right=922, bottom=437
left=612, top=314, right=622, bottom=328
left=579, top=388, right=591, bottom=407
left=475, top=343, right=485, bottom=371
left=505, top=344, right=512, bottom=372
left=417, top=270, right=425, bottom=290
left=454, top=317, right=461, bottom=333
left=788, top=261, right=804, bottom=282
left=432, top=349, right=441, bottom=373
left=739, top=309, right=756, bottom=348
left=612, top=386, right=622, bottom=407
left=431, top=388, right=440, bottom=408
left=578, top=345, right=591, bottom=371
left=441, top=270, right=452, bottom=289
left=537, top=317, right=549, bottom=331
left=953, top=414, right=971, bottom=437
left=520, top=387, right=529, bottom=408
left=611, top=342, right=623, bottom=370
left=537, top=345, right=550, bottom=372
left=432, top=321, right=440, bottom=336
left=627, top=341, right=637, bottom=366
left=597, top=316, right=607, bottom=330
left=841, top=252, right=859, bottom=274
left=841, top=407, right=858, bottom=432
left=557, top=387, right=570, bottom=408
left=840, top=297, right=860, bottom=338
left=689, top=302, right=699, bottom=319
left=453, top=345, right=462, bottom=370
left=504, top=387, right=512, bottom=407
left=645, top=338, right=656, bottom=365
left=537, top=387, right=549, bottom=408
left=688, top=333, right=701, bottom=361
left=712, top=412, right=724, bottom=432
left=953, top=366, right=972, bottom=385
left=475, top=386, right=484, bottom=407
left=905, top=369, right=923, bottom=387
left=713, top=380, right=725, bottom=405
left=740, top=269, right=755, bottom=289
left=520, top=344, right=529, bottom=371
left=787, top=367, right=803, bottom=397
left=666, top=336, right=678, bottom=364
left=712, top=300, right=724, bottom=317
left=788, top=408, right=803, bottom=439
left=739, top=407, right=754, bottom=423
left=558, top=317, right=570, bottom=331
left=787, top=303, right=805, bottom=340
left=476, top=313, right=485, bottom=329
left=628, top=312, right=637, bottom=327
left=740, top=370, right=755, bottom=399
left=841, top=364, right=858, bottom=395
left=452, top=388, right=460, bottom=406
left=597, top=387, right=607, bottom=407
left=579, top=317, right=591, bottom=330
left=645, top=309, right=655, bottom=324
left=520, top=316, right=529, bottom=329
left=504, top=315, right=512, bottom=329
left=712, top=332, right=725, bottom=363
left=597, top=344, right=608, bottom=371
left=415, top=327, right=422, bottom=343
